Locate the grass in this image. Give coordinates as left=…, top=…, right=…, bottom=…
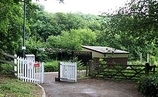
left=0, top=75, right=42, bottom=97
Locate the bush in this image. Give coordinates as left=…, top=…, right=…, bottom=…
left=71, top=57, right=86, bottom=70
left=138, top=74, right=158, bottom=97
left=44, top=59, right=86, bottom=72
left=44, top=60, right=58, bottom=72
left=0, top=64, right=14, bottom=75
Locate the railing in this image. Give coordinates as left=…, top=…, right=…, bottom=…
left=15, top=57, right=44, bottom=83
left=88, top=61, right=157, bottom=80
left=0, top=51, right=44, bottom=83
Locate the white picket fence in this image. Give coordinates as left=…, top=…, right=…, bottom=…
left=60, top=62, right=77, bottom=82
left=14, top=57, right=44, bottom=83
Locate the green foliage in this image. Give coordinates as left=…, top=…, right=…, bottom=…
left=44, top=59, right=86, bottom=72
left=150, top=49, right=158, bottom=66
left=0, top=0, right=23, bottom=55
left=103, top=0, right=158, bottom=60
left=0, top=77, right=42, bottom=97
left=0, top=64, right=14, bottom=75
left=76, top=61, right=86, bottom=70
left=138, top=74, right=158, bottom=97
left=25, top=36, right=48, bottom=61
left=72, top=57, right=86, bottom=70
left=127, top=60, right=144, bottom=65
left=44, top=60, right=58, bottom=72
left=99, top=58, right=107, bottom=64
left=1, top=0, right=158, bottom=63
left=47, top=28, right=96, bottom=50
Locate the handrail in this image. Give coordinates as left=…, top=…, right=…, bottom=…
left=0, top=50, right=17, bottom=65
left=1, top=52, right=17, bottom=59
left=0, top=59, right=16, bottom=65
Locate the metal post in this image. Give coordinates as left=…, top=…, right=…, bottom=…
left=147, top=54, right=150, bottom=63
left=22, top=0, right=26, bottom=58
left=140, top=53, right=142, bottom=64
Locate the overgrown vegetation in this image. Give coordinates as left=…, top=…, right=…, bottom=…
left=2, top=0, right=158, bottom=62
left=0, top=75, right=42, bottom=97
left=138, top=74, right=158, bottom=97
left=0, top=64, right=42, bottom=96
left=44, top=59, right=86, bottom=72
left=1, top=0, right=158, bottom=96
left=0, top=64, right=14, bottom=75
left=44, top=60, right=58, bottom=72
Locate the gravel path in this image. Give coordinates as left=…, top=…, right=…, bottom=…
left=41, top=72, right=143, bottom=97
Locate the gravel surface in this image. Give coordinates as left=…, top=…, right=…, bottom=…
left=41, top=72, right=143, bottom=97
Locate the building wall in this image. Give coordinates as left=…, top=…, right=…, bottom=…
left=105, top=58, right=127, bottom=65
left=105, top=53, right=128, bottom=58
left=82, top=47, right=128, bottom=65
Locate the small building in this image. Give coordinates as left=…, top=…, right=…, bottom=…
left=82, top=46, right=129, bottom=65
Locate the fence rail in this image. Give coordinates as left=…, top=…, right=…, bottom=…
left=15, top=57, right=44, bottom=83
left=88, top=61, right=156, bottom=80
left=0, top=52, right=44, bottom=83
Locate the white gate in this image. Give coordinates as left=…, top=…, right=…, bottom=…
left=14, top=57, right=44, bottom=83
left=60, top=62, right=77, bottom=82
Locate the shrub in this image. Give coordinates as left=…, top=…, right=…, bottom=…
left=71, top=57, right=86, bottom=70
left=44, top=59, right=87, bottom=72
left=44, top=60, right=58, bottom=72
left=0, top=64, right=14, bottom=75
left=138, top=74, right=158, bottom=97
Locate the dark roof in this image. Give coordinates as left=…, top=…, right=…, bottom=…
left=82, top=46, right=129, bottom=54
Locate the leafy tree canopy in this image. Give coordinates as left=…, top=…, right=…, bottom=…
left=46, top=28, right=96, bottom=51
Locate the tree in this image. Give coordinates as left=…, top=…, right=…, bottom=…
left=0, top=0, right=23, bottom=71
left=0, top=0, right=23, bottom=54
left=102, top=0, right=158, bottom=59
left=47, top=28, right=96, bottom=50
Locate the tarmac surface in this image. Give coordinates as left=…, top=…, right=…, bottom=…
left=41, top=72, right=143, bottom=97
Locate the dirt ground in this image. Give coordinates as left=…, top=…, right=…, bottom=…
left=41, top=72, right=143, bottom=97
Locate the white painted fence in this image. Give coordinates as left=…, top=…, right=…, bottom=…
left=14, top=57, right=44, bottom=83
left=60, top=62, right=77, bottom=82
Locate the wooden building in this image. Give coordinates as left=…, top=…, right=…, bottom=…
left=82, top=46, right=129, bottom=65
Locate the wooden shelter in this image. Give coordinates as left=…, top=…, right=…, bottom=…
left=82, top=46, right=129, bottom=65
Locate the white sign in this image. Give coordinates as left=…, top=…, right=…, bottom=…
left=28, top=61, right=34, bottom=69
left=22, top=46, right=26, bottom=50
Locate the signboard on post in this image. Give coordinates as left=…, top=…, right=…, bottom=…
left=34, top=62, right=40, bottom=67
left=27, top=61, right=33, bottom=69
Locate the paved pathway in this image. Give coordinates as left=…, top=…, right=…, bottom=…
left=41, top=72, right=143, bottom=97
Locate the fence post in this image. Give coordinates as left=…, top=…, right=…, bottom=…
left=153, top=65, right=156, bottom=74
left=55, top=62, right=60, bottom=81
left=145, top=63, right=150, bottom=75
left=14, top=54, right=17, bottom=75
left=145, top=63, right=155, bottom=75
left=17, top=57, right=20, bottom=79
left=41, top=62, right=44, bottom=83
left=89, top=60, right=94, bottom=76
left=86, top=62, right=88, bottom=76
left=147, top=54, right=150, bottom=63
left=24, top=58, right=27, bottom=82
left=140, top=53, right=142, bottom=64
